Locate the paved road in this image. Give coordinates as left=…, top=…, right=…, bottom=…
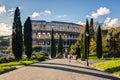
left=0, top=59, right=120, bottom=80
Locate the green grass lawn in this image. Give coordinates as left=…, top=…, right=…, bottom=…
left=93, top=60, right=120, bottom=76
left=0, top=60, right=38, bottom=73
left=88, top=54, right=120, bottom=60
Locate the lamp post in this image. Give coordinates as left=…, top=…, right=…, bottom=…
left=86, top=33, right=89, bottom=66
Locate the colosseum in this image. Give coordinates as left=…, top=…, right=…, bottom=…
left=31, top=20, right=83, bottom=54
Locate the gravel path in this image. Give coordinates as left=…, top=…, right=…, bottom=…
left=0, top=59, right=120, bottom=80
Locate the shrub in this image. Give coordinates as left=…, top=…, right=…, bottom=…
left=103, top=50, right=120, bottom=58
left=31, top=51, right=49, bottom=60
left=0, top=55, right=16, bottom=63
left=0, top=50, right=49, bottom=63
left=32, top=46, right=42, bottom=52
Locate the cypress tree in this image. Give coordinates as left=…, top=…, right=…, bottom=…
left=89, top=18, right=94, bottom=39
left=51, top=28, right=56, bottom=58
left=12, top=7, right=23, bottom=60
left=81, top=34, right=85, bottom=60
left=96, top=25, right=103, bottom=59
left=80, top=19, right=90, bottom=61
left=57, top=35, right=63, bottom=57
left=84, top=19, right=90, bottom=59
left=24, top=17, right=32, bottom=59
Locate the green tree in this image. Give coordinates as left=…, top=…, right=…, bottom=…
left=89, top=18, right=94, bottom=39
left=12, top=7, right=23, bottom=60
left=81, top=19, right=90, bottom=60
left=89, top=40, right=96, bottom=54
left=84, top=19, right=90, bottom=58
left=57, top=35, right=63, bottom=57
left=69, top=44, right=76, bottom=55
left=80, top=34, right=85, bottom=60
left=96, top=25, right=103, bottom=59
left=51, top=28, right=56, bottom=58
left=24, top=17, right=32, bottom=59
left=75, top=40, right=81, bottom=58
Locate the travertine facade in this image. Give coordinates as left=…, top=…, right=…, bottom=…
left=32, top=20, right=82, bottom=54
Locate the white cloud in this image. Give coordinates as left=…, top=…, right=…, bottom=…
left=8, top=8, right=15, bottom=13
left=8, top=6, right=23, bottom=19
left=0, top=23, right=12, bottom=36
left=31, top=12, right=40, bottom=18
left=0, top=4, right=6, bottom=14
left=76, top=21, right=85, bottom=25
left=88, top=7, right=110, bottom=18
left=102, top=17, right=120, bottom=29
left=8, top=6, right=22, bottom=14
left=44, top=10, right=51, bottom=15
left=40, top=10, right=52, bottom=15
left=57, top=15, right=67, bottom=18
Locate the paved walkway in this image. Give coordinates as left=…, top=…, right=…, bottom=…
left=0, top=59, right=120, bottom=80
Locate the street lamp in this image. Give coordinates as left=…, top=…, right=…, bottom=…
left=86, top=33, right=89, bottom=66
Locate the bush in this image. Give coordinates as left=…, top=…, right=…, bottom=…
left=0, top=55, right=16, bottom=63
left=103, top=50, right=120, bottom=58
left=0, top=50, right=49, bottom=63
left=32, top=46, right=42, bottom=52
left=31, top=51, right=49, bottom=60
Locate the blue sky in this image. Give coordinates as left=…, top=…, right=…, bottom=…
left=0, top=0, right=120, bottom=35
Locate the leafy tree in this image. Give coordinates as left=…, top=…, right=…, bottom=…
left=51, top=28, right=56, bottom=58
left=96, top=25, right=103, bottom=59
left=24, top=17, right=32, bottom=59
left=7, top=46, right=12, bottom=52
left=69, top=44, right=76, bottom=55
left=75, top=40, right=81, bottom=58
left=89, top=40, right=96, bottom=54
left=57, top=35, right=63, bottom=57
left=12, top=7, right=23, bottom=60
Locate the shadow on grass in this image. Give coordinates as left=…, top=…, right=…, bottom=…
left=106, top=66, right=120, bottom=73
left=30, top=62, right=120, bottom=80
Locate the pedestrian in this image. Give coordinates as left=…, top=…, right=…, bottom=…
left=69, top=54, right=72, bottom=62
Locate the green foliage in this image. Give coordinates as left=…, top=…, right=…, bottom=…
left=24, top=17, right=32, bottom=59
left=69, top=44, right=76, bottom=55
left=89, top=18, right=94, bottom=39
left=104, top=28, right=120, bottom=58
left=96, top=25, right=103, bottom=59
left=31, top=51, right=48, bottom=61
left=75, top=40, right=81, bottom=58
left=80, top=19, right=90, bottom=60
left=0, top=55, right=16, bottom=63
left=12, top=7, right=23, bottom=60
left=51, top=28, right=56, bottom=58
left=102, top=38, right=109, bottom=53
left=7, top=46, right=12, bottom=52
left=57, top=35, right=63, bottom=57
left=103, top=51, right=120, bottom=58
left=32, top=45, right=42, bottom=52
left=89, top=40, right=96, bottom=54
left=0, top=50, right=48, bottom=64
left=80, top=34, right=85, bottom=60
